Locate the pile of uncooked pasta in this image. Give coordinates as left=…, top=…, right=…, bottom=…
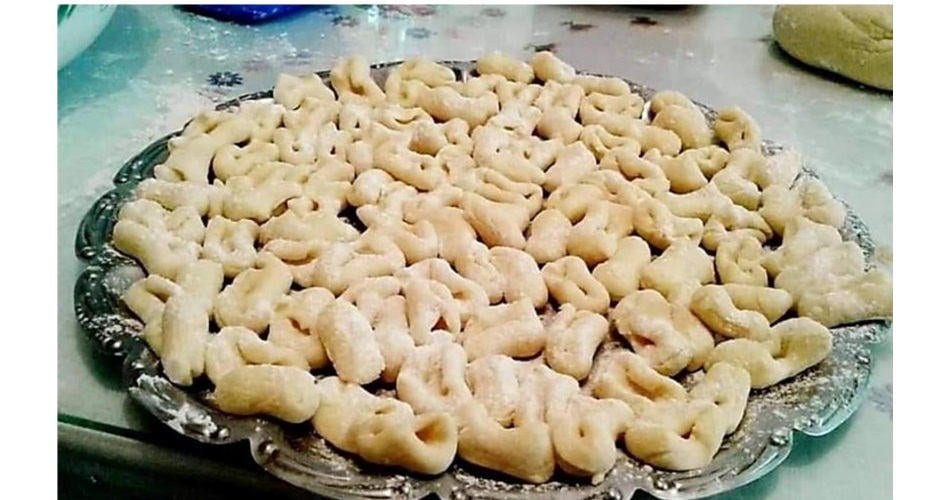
left=113, top=51, right=893, bottom=484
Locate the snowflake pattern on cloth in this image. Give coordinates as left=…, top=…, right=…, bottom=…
left=206, top=71, right=244, bottom=88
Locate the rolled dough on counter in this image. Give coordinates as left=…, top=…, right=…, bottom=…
left=772, top=5, right=892, bottom=91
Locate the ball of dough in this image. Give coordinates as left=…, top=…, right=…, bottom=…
left=772, top=5, right=892, bottom=90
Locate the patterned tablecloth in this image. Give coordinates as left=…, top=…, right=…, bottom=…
left=58, top=5, right=892, bottom=499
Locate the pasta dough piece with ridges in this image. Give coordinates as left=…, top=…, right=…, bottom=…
left=612, top=290, right=714, bottom=375
left=315, top=300, right=386, bottom=385
left=543, top=256, right=611, bottom=314
left=544, top=304, right=609, bottom=380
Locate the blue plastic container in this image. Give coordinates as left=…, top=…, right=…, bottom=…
left=182, top=5, right=314, bottom=25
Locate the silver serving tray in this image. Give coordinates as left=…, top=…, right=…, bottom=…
left=73, top=60, right=890, bottom=499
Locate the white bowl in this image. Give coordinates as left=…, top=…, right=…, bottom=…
left=58, top=5, right=117, bottom=70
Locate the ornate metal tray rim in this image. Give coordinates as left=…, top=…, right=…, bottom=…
left=73, top=59, right=891, bottom=500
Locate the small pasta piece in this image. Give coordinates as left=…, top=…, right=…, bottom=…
left=689, top=285, right=775, bottom=341
left=397, top=340, right=473, bottom=414
left=465, top=355, right=522, bottom=425
left=373, top=138, right=446, bottom=191
left=460, top=191, right=530, bottom=249
left=477, top=51, right=535, bottom=83
left=525, top=208, right=572, bottom=264
left=305, top=233, right=406, bottom=294
left=219, top=162, right=306, bottom=222
left=204, top=326, right=308, bottom=385
left=536, top=106, right=583, bottom=143
left=715, top=234, right=768, bottom=287
left=160, top=293, right=210, bottom=386
left=573, top=75, right=631, bottom=96
left=592, top=236, right=652, bottom=301
left=352, top=406, right=458, bottom=475
left=630, top=195, right=704, bottom=251
left=760, top=178, right=847, bottom=236
left=578, top=95, right=642, bottom=133
left=656, top=182, right=732, bottom=222
left=549, top=394, right=632, bottom=484
left=259, top=197, right=358, bottom=248
left=330, top=55, right=386, bottom=105
left=268, top=289, right=334, bottom=369
left=689, top=362, right=752, bottom=434
left=701, top=202, right=773, bottom=252
left=175, top=259, right=224, bottom=314
left=122, top=274, right=181, bottom=353
left=535, top=81, right=584, bottom=115
left=407, top=206, right=480, bottom=264
left=213, top=253, right=292, bottom=334
left=489, top=246, right=549, bottom=308
left=348, top=169, right=418, bottom=215
left=543, top=142, right=598, bottom=193
left=622, top=400, right=730, bottom=471
left=367, top=295, right=415, bottom=383
left=763, top=216, right=844, bottom=276
left=796, top=268, right=893, bottom=327
left=759, top=148, right=802, bottom=190
left=545, top=182, right=607, bottom=224
left=358, top=205, right=439, bottom=265
left=125, top=260, right=221, bottom=358
left=721, top=283, right=794, bottom=323
left=599, top=146, right=670, bottom=196
left=457, top=401, right=556, bottom=484
left=233, top=99, right=285, bottom=143
left=136, top=178, right=221, bottom=216
left=155, top=113, right=253, bottom=183
left=399, top=258, right=490, bottom=322
left=313, top=375, right=460, bottom=474
left=773, top=240, right=893, bottom=326
left=587, top=349, right=688, bottom=416
left=453, top=243, right=506, bottom=304
left=112, top=200, right=203, bottom=280
left=461, top=167, right=545, bottom=218
left=714, top=106, right=762, bottom=152
left=640, top=240, right=715, bottom=305
left=213, top=365, right=319, bottom=423
left=629, top=121, right=682, bottom=157
left=417, top=85, right=500, bottom=128
left=705, top=317, right=833, bottom=389
left=655, top=150, right=710, bottom=194
left=312, top=376, right=388, bottom=452
left=531, top=51, right=576, bottom=83
left=544, top=304, right=609, bottom=380
left=567, top=201, right=635, bottom=267
left=301, top=156, right=355, bottom=214
left=389, top=58, right=456, bottom=88
left=402, top=277, right=462, bottom=344
left=612, top=290, right=714, bottom=375
left=460, top=299, right=546, bottom=361
left=711, top=149, right=768, bottom=210
left=212, top=140, right=281, bottom=181
left=274, top=72, right=335, bottom=110
left=650, top=99, right=713, bottom=150
left=579, top=124, right=637, bottom=161
left=648, top=90, right=694, bottom=118
left=689, top=145, right=731, bottom=178
left=315, top=300, right=385, bottom=384
left=201, top=216, right=259, bottom=278
left=542, top=256, right=611, bottom=314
